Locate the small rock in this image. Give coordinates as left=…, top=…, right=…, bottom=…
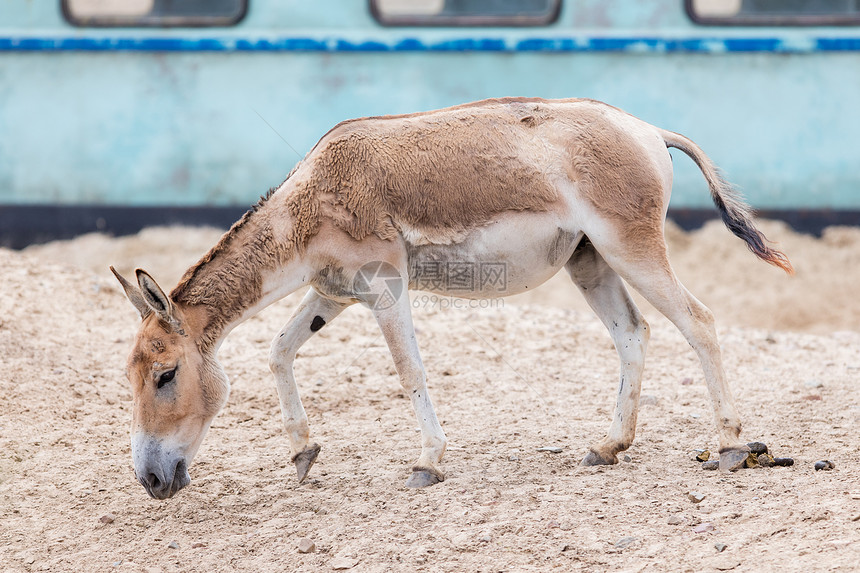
left=167, top=541, right=180, bottom=549
left=804, top=379, right=823, bottom=389
left=715, top=542, right=728, bottom=552
left=191, top=543, right=206, bottom=549
left=478, top=535, right=492, bottom=543
left=693, top=522, right=715, bottom=534
left=688, top=491, right=706, bottom=504
left=614, top=536, right=638, bottom=549
left=746, top=442, right=768, bottom=455
left=814, top=460, right=835, bottom=471
left=693, top=449, right=711, bottom=462
left=99, top=513, right=116, bottom=524
left=508, top=455, right=520, bottom=461
left=802, top=394, right=822, bottom=401
left=667, top=515, right=683, bottom=525
left=681, top=377, right=694, bottom=385
left=623, top=454, right=632, bottom=463
left=536, top=446, right=563, bottom=453
left=701, top=460, right=720, bottom=471
left=561, top=544, right=575, bottom=552
left=330, top=557, right=358, bottom=570
left=298, top=537, right=316, bottom=554
left=773, top=457, right=794, bottom=467
left=715, top=559, right=741, bottom=571
left=765, top=333, right=777, bottom=344
left=547, top=521, right=560, bottom=529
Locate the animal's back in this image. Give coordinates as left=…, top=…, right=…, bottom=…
left=304, top=97, right=654, bottom=245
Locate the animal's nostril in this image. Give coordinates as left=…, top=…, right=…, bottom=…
left=147, top=473, right=163, bottom=490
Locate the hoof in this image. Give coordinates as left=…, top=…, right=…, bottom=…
left=405, top=467, right=444, bottom=488
left=580, top=449, right=619, bottom=466
left=719, top=445, right=750, bottom=472
left=292, top=443, right=321, bottom=483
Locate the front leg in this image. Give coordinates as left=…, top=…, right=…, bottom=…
left=269, top=288, right=351, bottom=482
left=366, top=280, right=448, bottom=488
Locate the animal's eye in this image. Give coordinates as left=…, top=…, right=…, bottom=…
left=157, top=368, right=176, bottom=389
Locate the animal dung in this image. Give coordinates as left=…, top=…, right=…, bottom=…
left=814, top=460, right=835, bottom=471
left=694, top=442, right=794, bottom=471
left=746, top=442, right=768, bottom=455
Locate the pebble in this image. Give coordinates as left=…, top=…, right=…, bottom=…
left=747, top=442, right=768, bottom=455
left=688, top=491, right=706, bottom=504
left=99, top=513, right=116, bottom=524
left=667, top=515, right=683, bottom=525
left=623, top=454, right=632, bottom=463
left=715, top=542, right=728, bottom=552
left=297, top=537, right=316, bottom=554
left=681, top=377, right=694, bottom=385
left=536, top=446, right=563, bottom=453
left=701, top=460, right=720, bottom=471
left=191, top=543, right=206, bottom=549
left=773, top=457, right=794, bottom=467
left=330, top=557, right=358, bottom=570
left=167, top=541, right=180, bottom=549
left=804, top=379, right=823, bottom=389
left=814, top=460, right=835, bottom=471
left=614, top=536, right=638, bottom=549
left=693, top=522, right=715, bottom=534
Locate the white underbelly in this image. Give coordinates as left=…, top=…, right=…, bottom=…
left=404, top=212, right=582, bottom=299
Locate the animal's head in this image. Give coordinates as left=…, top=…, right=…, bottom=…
left=111, top=267, right=229, bottom=499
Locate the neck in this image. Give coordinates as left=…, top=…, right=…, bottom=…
left=170, top=194, right=313, bottom=351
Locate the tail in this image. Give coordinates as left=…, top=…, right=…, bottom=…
left=660, top=129, right=794, bottom=274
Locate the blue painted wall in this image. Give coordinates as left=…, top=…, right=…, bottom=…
left=1, top=0, right=858, bottom=210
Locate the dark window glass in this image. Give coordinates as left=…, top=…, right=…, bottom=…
left=63, top=0, right=247, bottom=27
left=687, top=0, right=860, bottom=26
left=371, top=0, right=561, bottom=26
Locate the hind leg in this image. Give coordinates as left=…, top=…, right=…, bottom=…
left=566, top=239, right=650, bottom=465
left=590, top=230, right=749, bottom=471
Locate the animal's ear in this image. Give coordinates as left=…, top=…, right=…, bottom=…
left=110, top=266, right=152, bottom=320
left=135, top=269, right=178, bottom=326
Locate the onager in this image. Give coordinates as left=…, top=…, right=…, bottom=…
left=112, top=98, right=792, bottom=499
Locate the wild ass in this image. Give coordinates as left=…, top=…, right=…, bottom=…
left=112, top=97, right=792, bottom=499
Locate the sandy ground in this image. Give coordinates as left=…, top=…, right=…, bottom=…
left=1, top=220, right=859, bottom=572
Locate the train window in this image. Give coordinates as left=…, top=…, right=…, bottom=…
left=371, top=0, right=561, bottom=26
left=62, top=0, right=247, bottom=27
left=687, top=0, right=860, bottom=26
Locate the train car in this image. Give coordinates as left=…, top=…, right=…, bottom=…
left=1, top=0, right=859, bottom=247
